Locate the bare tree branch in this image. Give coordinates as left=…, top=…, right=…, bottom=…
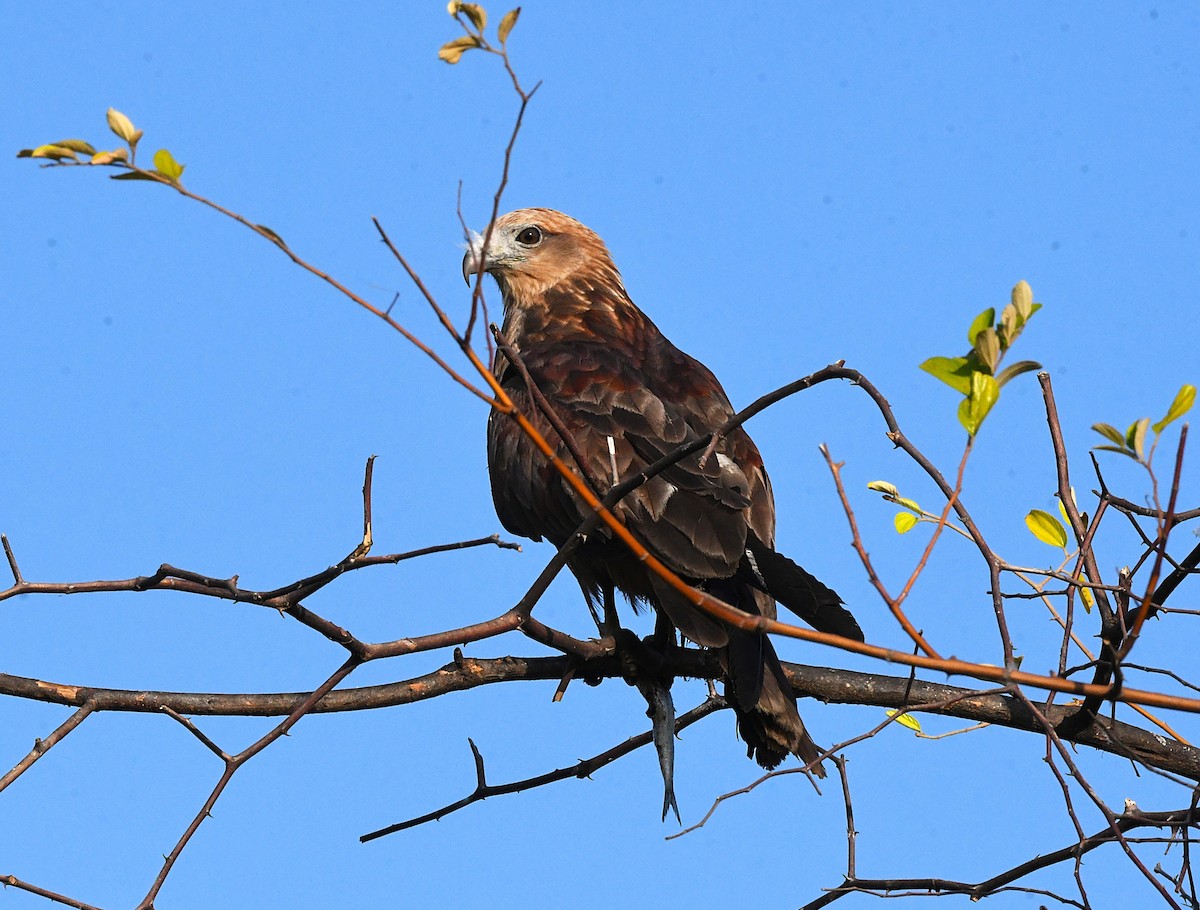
left=360, top=696, right=725, bottom=841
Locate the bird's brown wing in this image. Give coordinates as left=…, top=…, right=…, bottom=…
left=488, top=337, right=764, bottom=645
left=492, top=339, right=754, bottom=563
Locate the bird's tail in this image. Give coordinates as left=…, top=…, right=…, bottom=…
left=724, top=624, right=827, bottom=773
left=714, top=540, right=865, bottom=772
left=710, top=574, right=829, bottom=774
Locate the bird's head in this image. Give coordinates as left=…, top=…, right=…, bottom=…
left=462, top=208, right=620, bottom=301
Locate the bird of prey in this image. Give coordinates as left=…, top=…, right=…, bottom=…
left=463, top=208, right=863, bottom=772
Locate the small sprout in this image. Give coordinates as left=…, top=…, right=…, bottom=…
left=498, top=7, right=521, bottom=44
left=869, top=481, right=931, bottom=534
left=438, top=34, right=481, bottom=63
left=1093, top=384, right=1193, bottom=462
left=1025, top=509, right=1067, bottom=549
left=1126, top=417, right=1150, bottom=461
left=454, top=1, right=487, bottom=30
left=1011, top=279, right=1035, bottom=321
left=106, top=107, right=142, bottom=151
left=886, top=709, right=922, bottom=733
left=973, top=326, right=1001, bottom=374
left=921, top=282, right=1041, bottom=436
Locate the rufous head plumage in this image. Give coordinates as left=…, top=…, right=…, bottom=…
left=462, top=208, right=623, bottom=301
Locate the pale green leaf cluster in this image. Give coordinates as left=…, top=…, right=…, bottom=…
left=17, top=107, right=184, bottom=184
left=919, top=281, right=1042, bottom=436
left=440, top=2, right=521, bottom=63
left=866, top=480, right=965, bottom=538
left=1092, top=384, right=1195, bottom=463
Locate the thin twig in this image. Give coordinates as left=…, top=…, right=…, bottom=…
left=360, top=696, right=725, bottom=841
left=820, top=444, right=941, bottom=658
left=1, top=534, right=23, bottom=584
left=0, top=703, right=95, bottom=794
left=0, top=876, right=104, bottom=910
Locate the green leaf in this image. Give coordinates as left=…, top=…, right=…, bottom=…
left=109, top=170, right=162, bottom=181
left=27, top=144, right=79, bottom=160
left=1011, top=280, right=1034, bottom=322
left=438, top=34, right=481, bottom=63
left=866, top=480, right=899, bottom=496
left=1091, top=423, right=1126, bottom=448
left=1126, top=417, right=1150, bottom=460
left=999, top=283, right=1039, bottom=348
left=957, top=371, right=1000, bottom=436
left=1093, top=445, right=1138, bottom=459
left=896, top=496, right=922, bottom=514
left=894, top=512, right=918, bottom=534
left=997, top=302, right=1017, bottom=349
left=106, top=107, right=139, bottom=145
left=995, top=359, right=1042, bottom=387
left=1025, top=509, right=1067, bottom=548
left=54, top=139, right=97, bottom=155
left=973, top=327, right=1000, bottom=374
left=458, top=2, right=486, bottom=30
left=886, top=709, right=922, bottom=732
left=967, top=308, right=994, bottom=345
left=152, top=148, right=184, bottom=182
left=498, top=7, right=520, bottom=43
left=90, top=148, right=129, bottom=165
left=1152, top=383, right=1196, bottom=434
left=919, top=356, right=973, bottom=395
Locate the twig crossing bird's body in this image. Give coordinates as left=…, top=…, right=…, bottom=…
left=464, top=208, right=863, bottom=771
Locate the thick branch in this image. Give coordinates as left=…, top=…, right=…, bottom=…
left=5, top=655, right=1197, bottom=779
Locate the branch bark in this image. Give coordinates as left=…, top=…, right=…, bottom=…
left=6, top=654, right=1198, bottom=779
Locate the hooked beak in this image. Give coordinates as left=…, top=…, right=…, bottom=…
left=462, top=229, right=485, bottom=285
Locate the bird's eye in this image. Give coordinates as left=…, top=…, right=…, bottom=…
left=516, top=226, right=543, bottom=246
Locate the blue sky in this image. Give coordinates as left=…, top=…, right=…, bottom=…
left=4, top=3, right=1198, bottom=908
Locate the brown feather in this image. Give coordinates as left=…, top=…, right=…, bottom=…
left=474, top=208, right=862, bottom=771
